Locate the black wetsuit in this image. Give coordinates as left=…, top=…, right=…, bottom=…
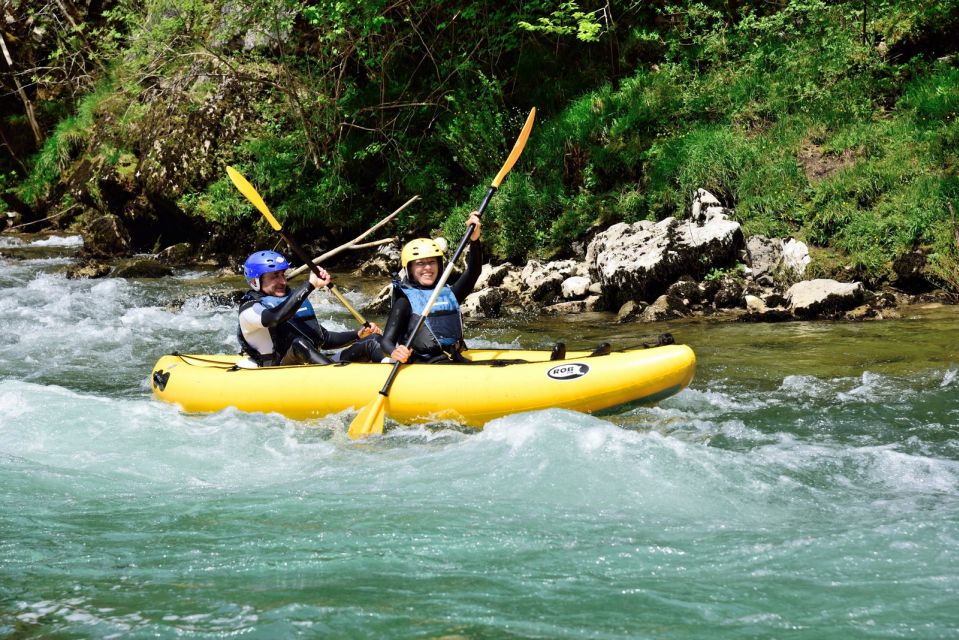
left=376, top=239, right=483, bottom=362
left=237, top=282, right=359, bottom=366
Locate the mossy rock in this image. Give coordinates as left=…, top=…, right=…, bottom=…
left=113, top=258, right=174, bottom=278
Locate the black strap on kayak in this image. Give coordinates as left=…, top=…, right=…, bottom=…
left=152, top=369, right=170, bottom=391
left=550, top=342, right=566, bottom=361
left=588, top=342, right=611, bottom=357
left=619, top=333, right=676, bottom=350
left=487, top=359, right=530, bottom=367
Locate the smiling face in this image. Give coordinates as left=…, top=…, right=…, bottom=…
left=410, top=257, right=440, bottom=287
left=259, top=270, right=288, bottom=296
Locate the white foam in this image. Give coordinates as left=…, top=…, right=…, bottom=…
left=869, top=448, right=959, bottom=494
left=780, top=374, right=833, bottom=399
left=0, top=379, right=348, bottom=489
left=171, top=270, right=215, bottom=280
left=942, top=368, right=957, bottom=388
left=466, top=335, right=524, bottom=350
left=31, top=235, right=83, bottom=247
left=0, top=386, right=30, bottom=419
left=837, top=371, right=892, bottom=402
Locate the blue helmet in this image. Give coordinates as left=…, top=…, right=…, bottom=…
left=243, top=250, right=290, bottom=290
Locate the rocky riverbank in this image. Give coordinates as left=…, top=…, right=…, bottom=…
left=359, top=189, right=956, bottom=323
left=6, top=187, right=954, bottom=324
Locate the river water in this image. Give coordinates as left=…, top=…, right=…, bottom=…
left=2, top=235, right=958, bottom=639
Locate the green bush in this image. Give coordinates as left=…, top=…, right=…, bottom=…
left=17, top=78, right=117, bottom=205
left=10, top=0, right=959, bottom=285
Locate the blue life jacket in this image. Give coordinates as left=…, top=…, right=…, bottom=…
left=397, top=282, right=464, bottom=355
left=237, top=290, right=323, bottom=365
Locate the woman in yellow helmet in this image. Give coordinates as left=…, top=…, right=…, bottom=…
left=376, top=211, right=483, bottom=364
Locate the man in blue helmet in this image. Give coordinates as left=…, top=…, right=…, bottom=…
left=237, top=250, right=383, bottom=366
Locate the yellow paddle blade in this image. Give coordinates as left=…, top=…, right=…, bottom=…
left=491, top=107, right=536, bottom=189
left=226, top=166, right=283, bottom=231
left=348, top=394, right=387, bottom=439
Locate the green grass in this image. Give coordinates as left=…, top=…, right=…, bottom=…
left=17, top=78, right=118, bottom=205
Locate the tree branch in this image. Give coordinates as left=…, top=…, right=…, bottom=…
left=0, top=31, right=43, bottom=145
left=286, top=195, right=419, bottom=280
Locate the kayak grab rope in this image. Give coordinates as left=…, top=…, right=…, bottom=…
left=169, top=352, right=239, bottom=369
left=164, top=336, right=675, bottom=372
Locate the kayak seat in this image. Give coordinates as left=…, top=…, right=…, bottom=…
left=550, top=342, right=566, bottom=361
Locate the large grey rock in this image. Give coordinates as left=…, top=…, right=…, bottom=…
left=113, top=258, right=174, bottom=278
left=358, top=243, right=400, bottom=277
left=615, top=300, right=646, bottom=323
left=586, top=219, right=674, bottom=305
left=461, top=287, right=505, bottom=318
left=745, top=236, right=782, bottom=278
left=710, top=276, right=745, bottom=309
left=665, top=279, right=701, bottom=305
left=746, top=236, right=810, bottom=280
left=561, top=275, right=591, bottom=300
left=65, top=261, right=112, bottom=279
left=518, top=259, right=580, bottom=305
left=787, top=279, right=864, bottom=319
left=691, top=188, right=722, bottom=213
left=474, top=262, right=514, bottom=290
left=542, top=296, right=601, bottom=315
left=519, top=259, right=580, bottom=285
left=586, top=205, right=743, bottom=308
left=639, top=294, right=686, bottom=322
left=744, top=294, right=767, bottom=314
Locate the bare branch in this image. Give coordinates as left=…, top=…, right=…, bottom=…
left=286, top=195, right=419, bottom=280
left=305, top=236, right=398, bottom=268
left=4, top=202, right=80, bottom=230
left=348, top=238, right=396, bottom=251
left=0, top=31, right=43, bottom=144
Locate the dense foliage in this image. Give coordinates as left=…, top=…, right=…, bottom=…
left=2, top=0, right=957, bottom=286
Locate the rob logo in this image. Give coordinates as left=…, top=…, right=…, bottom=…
left=546, top=363, right=590, bottom=381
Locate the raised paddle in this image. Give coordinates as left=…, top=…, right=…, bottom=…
left=348, top=107, right=537, bottom=439
left=225, top=165, right=371, bottom=330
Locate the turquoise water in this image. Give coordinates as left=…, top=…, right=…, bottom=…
left=2, top=236, right=958, bottom=638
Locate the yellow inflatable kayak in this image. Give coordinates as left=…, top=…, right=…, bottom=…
left=150, top=343, right=696, bottom=427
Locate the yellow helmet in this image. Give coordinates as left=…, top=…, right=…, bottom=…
left=401, top=238, right=445, bottom=268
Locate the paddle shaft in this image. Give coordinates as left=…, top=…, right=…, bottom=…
left=225, top=165, right=369, bottom=329
left=278, top=229, right=370, bottom=329
left=347, top=107, right=535, bottom=439
left=375, top=186, right=496, bottom=395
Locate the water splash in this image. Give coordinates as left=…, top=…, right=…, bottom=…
left=2, top=248, right=958, bottom=638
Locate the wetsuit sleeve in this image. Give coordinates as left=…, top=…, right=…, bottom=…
left=450, top=239, right=483, bottom=302
left=258, top=282, right=315, bottom=328
left=377, top=296, right=412, bottom=354
left=315, top=327, right=359, bottom=350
